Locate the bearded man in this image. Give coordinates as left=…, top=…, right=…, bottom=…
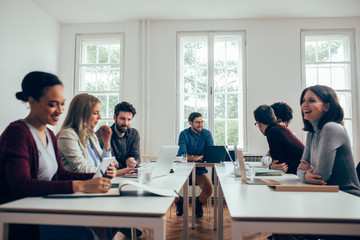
left=96, top=101, right=140, bottom=170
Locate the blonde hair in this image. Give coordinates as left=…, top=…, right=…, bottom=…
left=58, top=93, right=100, bottom=147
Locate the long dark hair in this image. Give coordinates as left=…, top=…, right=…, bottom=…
left=300, top=85, right=344, bottom=132
left=15, top=71, right=63, bottom=102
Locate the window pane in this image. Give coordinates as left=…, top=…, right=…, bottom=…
left=317, top=41, right=329, bottom=62
left=96, top=94, right=107, bottom=118
left=214, top=121, right=225, bottom=145
left=108, top=94, right=119, bottom=118
left=97, top=66, right=109, bottom=91
left=227, top=120, right=238, bottom=145
left=85, top=45, right=97, bottom=64
left=80, top=66, right=97, bottom=91
left=109, top=66, right=120, bottom=90
left=110, top=44, right=120, bottom=64
left=305, top=41, right=316, bottom=62
left=226, top=41, right=239, bottom=66
left=77, top=35, right=122, bottom=123
left=227, top=94, right=238, bottom=119
left=214, top=68, right=226, bottom=93
left=227, top=68, right=239, bottom=92
left=305, top=66, right=318, bottom=87
left=337, top=92, right=352, bottom=118
left=303, top=32, right=353, bottom=149
left=179, top=34, right=244, bottom=149
left=318, top=66, right=331, bottom=86
left=197, top=68, right=208, bottom=94
left=214, top=94, right=225, bottom=119
left=332, top=64, right=351, bottom=90
left=98, top=45, right=109, bottom=64
left=330, top=40, right=345, bottom=61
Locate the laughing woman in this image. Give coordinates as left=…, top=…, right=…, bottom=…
left=0, top=71, right=112, bottom=239
left=297, top=85, right=360, bottom=197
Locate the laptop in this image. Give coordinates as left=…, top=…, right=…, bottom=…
left=237, top=150, right=279, bottom=185
left=151, top=145, right=179, bottom=178
left=224, top=144, right=241, bottom=177
left=202, top=146, right=227, bottom=163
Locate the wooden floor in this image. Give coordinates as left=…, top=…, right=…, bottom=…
left=113, top=201, right=271, bottom=240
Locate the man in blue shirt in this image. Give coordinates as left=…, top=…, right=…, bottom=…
left=176, top=112, right=214, bottom=218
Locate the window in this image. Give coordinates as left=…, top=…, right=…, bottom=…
left=301, top=30, right=355, bottom=146
left=177, top=32, right=246, bottom=149
left=75, top=34, right=124, bottom=128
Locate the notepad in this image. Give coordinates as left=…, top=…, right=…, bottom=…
left=45, top=180, right=179, bottom=198
left=268, top=184, right=339, bottom=192
left=255, top=169, right=284, bottom=176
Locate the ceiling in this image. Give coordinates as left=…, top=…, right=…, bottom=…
left=31, top=0, right=360, bottom=24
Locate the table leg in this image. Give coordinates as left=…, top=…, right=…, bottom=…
left=218, top=182, right=223, bottom=240
left=0, top=218, right=9, bottom=240
left=183, top=177, right=189, bottom=240
left=232, top=221, right=244, bottom=240
left=214, top=169, right=218, bottom=230
left=153, top=216, right=166, bottom=240
left=192, top=167, right=196, bottom=229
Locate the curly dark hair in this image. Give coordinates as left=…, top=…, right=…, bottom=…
left=270, top=102, right=293, bottom=124
left=114, top=101, right=136, bottom=117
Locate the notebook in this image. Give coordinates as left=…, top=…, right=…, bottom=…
left=202, top=146, right=227, bottom=163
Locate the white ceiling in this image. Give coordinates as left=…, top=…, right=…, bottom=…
left=32, top=0, right=360, bottom=24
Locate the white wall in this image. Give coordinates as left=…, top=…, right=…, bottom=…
left=0, top=0, right=60, bottom=133
left=54, top=17, right=360, bottom=160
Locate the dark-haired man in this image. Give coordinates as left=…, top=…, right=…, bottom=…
left=254, top=104, right=304, bottom=174
left=96, top=101, right=142, bottom=238
left=175, top=112, right=214, bottom=218
left=97, top=101, right=140, bottom=171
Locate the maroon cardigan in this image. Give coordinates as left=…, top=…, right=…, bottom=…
left=0, top=120, right=94, bottom=204
left=265, top=123, right=305, bottom=174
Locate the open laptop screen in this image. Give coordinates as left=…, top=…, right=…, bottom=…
left=202, top=146, right=227, bottom=163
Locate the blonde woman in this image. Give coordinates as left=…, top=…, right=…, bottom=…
left=58, top=94, right=134, bottom=176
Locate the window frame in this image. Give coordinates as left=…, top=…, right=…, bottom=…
left=74, top=33, right=125, bottom=125
left=300, top=29, right=359, bottom=157
left=176, top=31, right=247, bottom=151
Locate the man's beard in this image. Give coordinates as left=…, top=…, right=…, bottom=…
left=192, top=126, right=202, bottom=133
left=116, top=122, right=128, bottom=133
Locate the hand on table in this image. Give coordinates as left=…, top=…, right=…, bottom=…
left=269, top=160, right=288, bottom=173
left=304, top=167, right=326, bottom=185
left=126, top=157, right=137, bottom=168
left=73, top=177, right=112, bottom=193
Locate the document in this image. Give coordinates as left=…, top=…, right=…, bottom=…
left=255, top=169, right=284, bottom=176
left=45, top=180, right=178, bottom=198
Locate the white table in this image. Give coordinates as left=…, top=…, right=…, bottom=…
left=0, top=163, right=195, bottom=240
left=215, top=162, right=360, bottom=240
